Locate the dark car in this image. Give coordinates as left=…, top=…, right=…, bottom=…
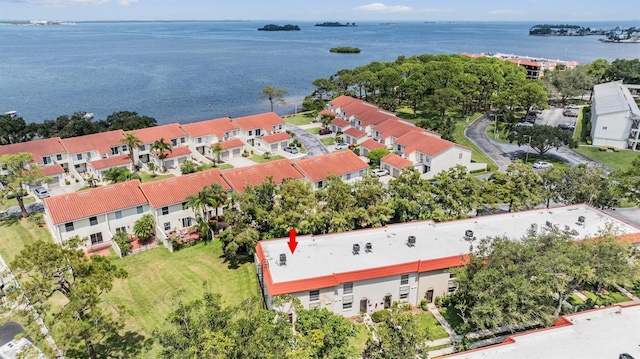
left=563, top=109, right=578, bottom=117
left=319, top=128, right=333, bottom=135
left=558, top=123, right=575, bottom=130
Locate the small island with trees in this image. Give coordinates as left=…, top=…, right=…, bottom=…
left=257, top=24, right=300, bottom=31
left=529, top=24, right=607, bottom=36
left=329, top=46, right=361, bottom=54
left=315, top=22, right=357, bottom=27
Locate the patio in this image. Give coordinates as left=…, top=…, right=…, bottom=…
left=166, top=227, right=201, bottom=244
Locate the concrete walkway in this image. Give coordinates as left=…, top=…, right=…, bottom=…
left=427, top=304, right=460, bottom=340
left=285, top=124, right=329, bottom=158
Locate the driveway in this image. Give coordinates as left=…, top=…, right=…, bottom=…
left=285, top=124, right=329, bottom=158
left=465, top=116, right=607, bottom=171
left=4, top=201, right=45, bottom=217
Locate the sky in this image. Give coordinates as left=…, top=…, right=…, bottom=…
left=0, top=0, right=638, bottom=22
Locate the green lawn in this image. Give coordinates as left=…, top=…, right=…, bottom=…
left=575, top=108, right=587, bottom=143
left=103, top=241, right=258, bottom=351
left=439, top=306, right=475, bottom=335
left=283, top=112, right=316, bottom=126
left=349, top=324, right=371, bottom=354
left=139, top=172, right=175, bottom=182
left=485, top=122, right=511, bottom=144
left=415, top=312, right=449, bottom=340
left=321, top=137, right=335, bottom=146
left=217, top=163, right=234, bottom=171
left=513, top=153, right=571, bottom=171
left=0, top=217, right=53, bottom=265
left=0, top=196, right=36, bottom=211
left=567, top=293, right=585, bottom=306
left=581, top=290, right=630, bottom=305
left=307, top=127, right=321, bottom=135
left=250, top=154, right=285, bottom=164
left=573, top=146, right=638, bottom=171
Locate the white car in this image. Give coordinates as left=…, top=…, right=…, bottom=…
left=371, top=168, right=389, bottom=177
left=533, top=161, right=553, bottom=169
left=565, top=104, right=579, bottom=109
left=33, top=186, right=50, bottom=198
left=334, top=143, right=348, bottom=150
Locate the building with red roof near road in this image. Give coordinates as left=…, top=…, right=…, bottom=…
left=44, top=179, right=149, bottom=247
left=255, top=205, right=640, bottom=318
left=40, top=164, right=66, bottom=188
left=180, top=117, right=240, bottom=160
left=86, top=154, right=133, bottom=181
left=343, top=127, right=368, bottom=145
left=372, top=118, right=426, bottom=146
left=380, top=153, right=413, bottom=177
left=359, top=139, right=387, bottom=157
left=256, top=131, right=292, bottom=152
left=232, top=112, right=287, bottom=150
left=221, top=158, right=304, bottom=193
left=292, top=150, right=369, bottom=189
left=149, top=146, right=192, bottom=171
left=0, top=137, right=67, bottom=170
left=139, top=168, right=231, bottom=236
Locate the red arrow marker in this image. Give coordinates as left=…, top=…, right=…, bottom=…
left=288, top=228, right=298, bottom=254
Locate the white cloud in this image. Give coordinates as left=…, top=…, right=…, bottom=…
left=486, top=9, right=525, bottom=16
left=354, top=3, right=413, bottom=13
left=117, top=0, right=138, bottom=4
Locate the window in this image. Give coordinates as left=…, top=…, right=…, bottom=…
left=255, top=129, right=261, bottom=136
left=343, top=282, right=353, bottom=295
left=161, top=207, right=169, bottom=215
left=115, top=211, right=122, bottom=219
left=89, top=216, right=98, bottom=226
left=399, top=292, right=409, bottom=300
left=459, top=152, right=463, bottom=159
left=180, top=137, right=185, bottom=144
left=112, top=147, right=119, bottom=155
left=122, top=145, right=127, bottom=152
left=309, top=290, right=320, bottom=302
left=138, top=144, right=145, bottom=151
left=343, top=301, right=353, bottom=310
left=359, top=170, right=364, bottom=177
left=65, top=222, right=74, bottom=232
left=182, top=202, right=189, bottom=210
left=163, top=222, right=171, bottom=231
left=115, top=226, right=126, bottom=233
left=136, top=205, right=143, bottom=214
left=197, top=137, right=202, bottom=144
left=171, top=139, right=177, bottom=146
left=287, top=313, right=293, bottom=323
left=401, top=274, right=409, bottom=285
left=181, top=217, right=192, bottom=228
left=90, top=232, right=103, bottom=245
left=76, top=153, right=83, bottom=160
left=602, top=126, right=608, bottom=130
left=346, top=173, right=351, bottom=181
left=56, top=154, right=62, bottom=161
left=248, top=130, right=253, bottom=136
left=43, top=156, right=50, bottom=165
left=317, top=181, right=323, bottom=189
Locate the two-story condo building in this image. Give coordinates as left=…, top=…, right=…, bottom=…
left=292, top=151, right=370, bottom=189
left=43, top=180, right=150, bottom=247
left=256, top=204, right=640, bottom=318
left=232, top=112, right=288, bottom=151
left=372, top=119, right=426, bottom=147
left=0, top=137, right=68, bottom=173
left=59, top=130, right=129, bottom=175
left=221, top=158, right=304, bottom=193
left=139, top=168, right=231, bottom=236
left=180, top=117, right=240, bottom=160
left=129, top=124, right=188, bottom=166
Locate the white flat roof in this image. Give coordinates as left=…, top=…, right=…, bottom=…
left=445, top=304, right=640, bottom=359
left=260, top=205, right=639, bottom=284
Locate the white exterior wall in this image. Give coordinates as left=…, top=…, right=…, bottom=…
left=188, top=134, right=214, bottom=155
left=154, top=203, right=196, bottom=233
left=423, top=147, right=472, bottom=179
left=68, top=150, right=100, bottom=172
left=417, top=269, right=454, bottom=302
left=591, top=110, right=631, bottom=149
left=106, top=204, right=150, bottom=236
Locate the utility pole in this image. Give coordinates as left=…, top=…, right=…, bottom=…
left=525, top=135, right=532, bottom=163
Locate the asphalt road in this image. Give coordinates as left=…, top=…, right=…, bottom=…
left=466, top=116, right=609, bottom=172
left=3, top=201, right=44, bottom=217
left=285, top=124, right=329, bottom=158
left=0, top=321, right=24, bottom=346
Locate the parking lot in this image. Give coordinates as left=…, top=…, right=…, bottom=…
left=531, top=105, right=580, bottom=129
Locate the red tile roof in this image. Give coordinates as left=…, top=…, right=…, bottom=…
left=129, top=123, right=187, bottom=144
left=221, top=158, right=303, bottom=193
left=381, top=153, right=413, bottom=169
left=396, top=131, right=461, bottom=156
left=374, top=119, right=423, bottom=140
left=330, top=118, right=350, bottom=128
left=293, top=151, right=369, bottom=182
left=0, top=137, right=66, bottom=160
left=506, top=58, right=542, bottom=68
left=358, top=110, right=398, bottom=127
left=41, top=164, right=64, bottom=175
left=328, top=95, right=360, bottom=109
left=219, top=138, right=245, bottom=150
left=60, top=130, right=126, bottom=155
left=44, top=180, right=147, bottom=224
left=180, top=117, right=237, bottom=138
left=318, top=109, right=333, bottom=116
left=261, top=132, right=291, bottom=143
left=154, top=146, right=192, bottom=160
left=233, top=112, right=285, bottom=131
left=139, top=168, right=231, bottom=208
left=342, top=101, right=378, bottom=118
left=255, top=240, right=470, bottom=295
left=343, top=127, right=367, bottom=139
left=89, top=155, right=132, bottom=170
left=360, top=139, right=387, bottom=151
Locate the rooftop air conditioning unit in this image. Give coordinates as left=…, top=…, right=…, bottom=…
left=531, top=223, right=538, bottom=231
left=578, top=216, right=585, bottom=224
left=464, top=230, right=474, bottom=239
left=545, top=221, right=553, bottom=228
left=407, top=235, right=416, bottom=247
left=279, top=253, right=286, bottom=265
left=365, top=242, right=372, bottom=253
left=352, top=243, right=360, bottom=255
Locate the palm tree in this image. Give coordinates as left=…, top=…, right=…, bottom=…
left=120, top=133, right=142, bottom=167
left=211, top=142, right=224, bottom=166
left=103, top=167, right=141, bottom=184
left=185, top=183, right=228, bottom=221
left=208, top=183, right=228, bottom=219
left=151, top=138, right=172, bottom=172
left=133, top=213, right=155, bottom=244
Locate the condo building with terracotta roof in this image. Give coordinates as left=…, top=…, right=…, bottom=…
left=129, top=123, right=188, bottom=166
left=232, top=112, right=287, bottom=151
left=180, top=117, right=241, bottom=161
left=220, top=158, right=304, bottom=193
left=255, top=204, right=640, bottom=318
left=292, top=151, right=370, bottom=189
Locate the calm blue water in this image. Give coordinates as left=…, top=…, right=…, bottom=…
left=1, top=21, right=638, bottom=124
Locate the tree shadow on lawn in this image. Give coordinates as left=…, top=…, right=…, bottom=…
left=0, top=215, right=21, bottom=227
left=220, top=253, right=253, bottom=270
left=89, top=331, right=154, bottom=359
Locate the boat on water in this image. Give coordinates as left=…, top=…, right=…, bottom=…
left=82, top=113, right=94, bottom=120
left=4, top=111, right=17, bottom=118
left=315, top=22, right=357, bottom=27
